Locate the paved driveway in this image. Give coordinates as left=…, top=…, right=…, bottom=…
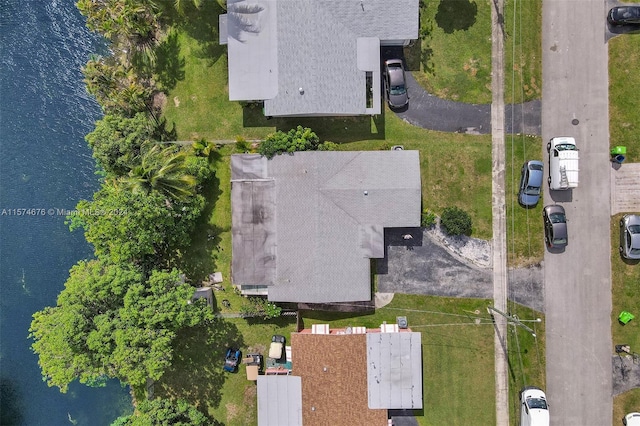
left=376, top=227, right=545, bottom=312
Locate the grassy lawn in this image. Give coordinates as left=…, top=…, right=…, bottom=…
left=614, top=389, right=640, bottom=425
left=504, top=0, right=542, bottom=104
left=409, top=0, right=541, bottom=105
left=610, top=214, right=640, bottom=353
left=506, top=304, right=546, bottom=426
left=505, top=135, right=544, bottom=266
left=609, top=33, right=640, bottom=162
left=411, top=0, right=492, bottom=103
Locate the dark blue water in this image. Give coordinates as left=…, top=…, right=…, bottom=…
left=0, top=1, right=133, bottom=424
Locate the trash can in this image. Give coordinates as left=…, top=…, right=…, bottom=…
left=611, top=146, right=627, bottom=155
left=611, top=146, right=627, bottom=164
left=619, top=311, right=635, bottom=325
left=612, top=154, right=626, bottom=164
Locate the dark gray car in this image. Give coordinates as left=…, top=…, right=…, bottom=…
left=519, top=160, right=544, bottom=207
left=620, top=214, right=640, bottom=260
left=543, top=204, right=567, bottom=249
left=384, top=59, right=408, bottom=109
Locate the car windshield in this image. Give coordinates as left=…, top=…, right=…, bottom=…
left=390, top=85, right=406, bottom=96
left=527, top=398, right=548, bottom=410
left=632, top=248, right=640, bottom=255
left=628, top=224, right=640, bottom=234
left=529, top=163, right=543, bottom=171
left=553, top=237, right=568, bottom=245
left=550, top=213, right=566, bottom=223
left=525, top=185, right=541, bottom=195
left=556, top=143, right=576, bottom=151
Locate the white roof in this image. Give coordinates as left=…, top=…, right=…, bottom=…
left=257, top=375, right=303, bottom=426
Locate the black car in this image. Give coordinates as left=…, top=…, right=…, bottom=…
left=383, top=59, right=409, bottom=109
left=608, top=6, right=640, bottom=26
left=543, top=205, right=568, bottom=249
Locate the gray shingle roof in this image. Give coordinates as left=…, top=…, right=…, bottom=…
left=231, top=150, right=421, bottom=303
left=224, top=0, right=419, bottom=116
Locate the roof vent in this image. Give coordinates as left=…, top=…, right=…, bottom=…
left=364, top=190, right=368, bottom=196
left=299, top=87, right=304, bottom=95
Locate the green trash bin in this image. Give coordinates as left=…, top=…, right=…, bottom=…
left=611, top=146, right=627, bottom=155
left=619, top=311, right=635, bottom=325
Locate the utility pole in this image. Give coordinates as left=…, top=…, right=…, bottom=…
left=487, top=305, right=540, bottom=337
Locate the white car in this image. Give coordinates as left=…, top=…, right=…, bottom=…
left=520, top=387, right=549, bottom=426
left=624, top=412, right=640, bottom=426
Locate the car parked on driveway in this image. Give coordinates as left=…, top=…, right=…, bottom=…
left=608, top=6, right=640, bottom=26
left=223, top=347, right=241, bottom=373
left=543, top=205, right=568, bottom=249
left=383, top=59, right=408, bottom=109
left=519, top=160, right=544, bottom=207
left=620, top=214, right=640, bottom=260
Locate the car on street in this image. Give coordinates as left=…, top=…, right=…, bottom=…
left=269, top=335, right=285, bottom=360
left=383, top=59, right=408, bottom=109
left=519, top=160, right=544, bottom=207
left=620, top=214, right=640, bottom=260
left=520, top=386, right=549, bottom=426
left=223, top=347, right=241, bottom=373
left=608, top=6, right=640, bottom=26
left=543, top=205, right=568, bottom=249
left=624, top=412, right=640, bottom=426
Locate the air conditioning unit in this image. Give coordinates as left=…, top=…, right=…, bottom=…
left=396, top=316, right=408, bottom=329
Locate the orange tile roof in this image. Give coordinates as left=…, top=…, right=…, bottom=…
left=291, top=333, right=388, bottom=426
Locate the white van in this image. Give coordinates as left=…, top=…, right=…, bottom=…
left=520, top=387, right=549, bottom=426
left=547, top=137, right=579, bottom=190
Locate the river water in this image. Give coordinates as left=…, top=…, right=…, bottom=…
left=0, top=1, right=133, bottom=424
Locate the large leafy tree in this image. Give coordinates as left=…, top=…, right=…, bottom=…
left=69, top=181, right=205, bottom=267
left=86, top=113, right=154, bottom=176
left=30, top=262, right=213, bottom=392
left=111, top=398, right=209, bottom=426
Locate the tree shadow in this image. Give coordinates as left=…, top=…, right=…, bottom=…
left=154, top=30, right=186, bottom=91
left=154, top=318, right=245, bottom=415
left=435, top=0, right=478, bottom=34
left=243, top=107, right=386, bottom=143
left=179, top=1, right=227, bottom=65
left=179, top=166, right=227, bottom=281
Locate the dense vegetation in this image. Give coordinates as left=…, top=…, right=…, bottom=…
left=29, top=0, right=221, bottom=422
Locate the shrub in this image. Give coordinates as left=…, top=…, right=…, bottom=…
left=440, top=206, right=472, bottom=236
left=318, top=141, right=338, bottom=151
left=258, top=126, right=319, bottom=159
left=421, top=209, right=437, bottom=228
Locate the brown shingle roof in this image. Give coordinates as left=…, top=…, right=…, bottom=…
left=291, top=333, right=388, bottom=426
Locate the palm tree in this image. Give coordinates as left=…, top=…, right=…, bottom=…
left=123, top=144, right=196, bottom=201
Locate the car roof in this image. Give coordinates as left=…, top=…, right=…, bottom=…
left=527, top=161, right=544, bottom=186
left=545, top=204, right=565, bottom=216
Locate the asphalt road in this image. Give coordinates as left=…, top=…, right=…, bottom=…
left=542, top=0, right=613, bottom=424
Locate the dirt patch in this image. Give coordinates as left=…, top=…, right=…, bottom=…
left=152, top=92, right=167, bottom=111
left=243, top=384, right=257, bottom=404
left=173, top=96, right=180, bottom=107
left=225, top=403, right=239, bottom=422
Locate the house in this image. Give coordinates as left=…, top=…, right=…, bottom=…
left=219, top=0, right=419, bottom=117
left=256, top=323, right=423, bottom=426
left=230, top=150, right=421, bottom=303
